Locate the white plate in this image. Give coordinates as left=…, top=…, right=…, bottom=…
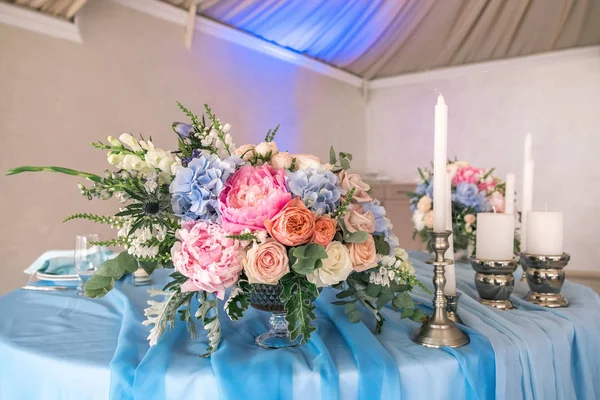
left=36, top=271, right=79, bottom=282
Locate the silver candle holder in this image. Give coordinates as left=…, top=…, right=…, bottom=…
left=470, top=258, right=518, bottom=310
left=412, top=231, right=469, bottom=348
left=520, top=253, right=570, bottom=308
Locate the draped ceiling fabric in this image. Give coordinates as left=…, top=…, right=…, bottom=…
left=165, top=0, right=600, bottom=79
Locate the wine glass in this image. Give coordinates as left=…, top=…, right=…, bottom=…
left=74, top=234, right=103, bottom=296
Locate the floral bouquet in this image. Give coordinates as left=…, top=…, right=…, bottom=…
left=8, top=103, right=426, bottom=357
left=408, top=161, right=519, bottom=257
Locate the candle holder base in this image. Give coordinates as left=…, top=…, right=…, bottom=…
left=520, top=253, right=570, bottom=308
left=479, top=298, right=515, bottom=310
left=411, top=316, right=469, bottom=348
left=526, top=292, right=568, bottom=308
left=470, top=257, right=518, bottom=311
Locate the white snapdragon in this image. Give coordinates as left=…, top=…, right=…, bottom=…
left=118, top=216, right=167, bottom=259
left=107, top=136, right=121, bottom=147
left=119, top=133, right=142, bottom=152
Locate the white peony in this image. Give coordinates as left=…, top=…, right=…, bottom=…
left=412, top=210, right=425, bottom=231
left=293, top=154, right=321, bottom=171
left=307, top=241, right=353, bottom=287
left=270, top=151, right=293, bottom=170
left=119, top=133, right=142, bottom=152
left=254, top=141, right=278, bottom=158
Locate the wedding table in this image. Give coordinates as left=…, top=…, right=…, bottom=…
left=1, top=251, right=599, bottom=400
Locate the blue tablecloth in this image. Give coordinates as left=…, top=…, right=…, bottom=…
left=1, top=251, right=599, bottom=400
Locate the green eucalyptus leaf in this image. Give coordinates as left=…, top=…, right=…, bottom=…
left=344, top=230, right=369, bottom=243
left=335, top=287, right=357, bottom=299
left=291, top=258, right=318, bottom=276
left=340, top=158, right=350, bottom=170
left=409, top=308, right=426, bottom=322
left=139, top=260, right=158, bottom=275
left=116, top=251, right=139, bottom=273
left=344, top=303, right=362, bottom=323
left=292, top=243, right=328, bottom=260
left=85, top=275, right=113, bottom=291
left=365, top=283, right=381, bottom=297
left=401, top=307, right=415, bottom=318
left=376, top=290, right=395, bottom=310
left=329, top=146, right=337, bottom=164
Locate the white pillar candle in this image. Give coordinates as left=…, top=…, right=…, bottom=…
left=521, top=133, right=534, bottom=251
left=444, top=171, right=456, bottom=295
left=476, top=213, right=515, bottom=260
left=526, top=211, right=563, bottom=255
left=504, top=173, right=516, bottom=214
left=433, top=94, right=448, bottom=233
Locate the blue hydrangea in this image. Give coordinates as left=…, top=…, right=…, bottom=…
left=411, top=181, right=433, bottom=211
left=452, top=182, right=490, bottom=212
left=286, top=169, right=341, bottom=214
left=170, top=154, right=243, bottom=221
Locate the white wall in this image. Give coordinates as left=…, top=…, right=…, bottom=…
left=367, top=48, right=600, bottom=271
left=0, top=1, right=366, bottom=294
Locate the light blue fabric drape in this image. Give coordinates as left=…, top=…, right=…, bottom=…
left=1, top=251, right=599, bottom=399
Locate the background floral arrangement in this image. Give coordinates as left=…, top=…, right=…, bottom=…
left=408, top=161, right=519, bottom=256
left=9, top=103, right=427, bottom=357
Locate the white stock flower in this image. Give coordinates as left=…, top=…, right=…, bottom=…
left=107, top=136, right=121, bottom=147
left=119, top=133, right=142, bottom=152
left=307, top=241, right=353, bottom=287
left=412, top=210, right=425, bottom=231
left=255, top=141, right=278, bottom=158
left=107, top=153, right=124, bottom=166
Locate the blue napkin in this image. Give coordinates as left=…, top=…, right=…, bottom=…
left=24, top=249, right=113, bottom=275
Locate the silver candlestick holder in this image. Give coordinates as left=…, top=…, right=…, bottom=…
left=412, top=231, right=469, bottom=348
left=445, top=293, right=464, bottom=325
left=520, top=253, right=570, bottom=308
left=470, top=257, right=518, bottom=310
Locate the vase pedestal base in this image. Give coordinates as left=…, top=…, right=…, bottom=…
left=255, top=312, right=300, bottom=349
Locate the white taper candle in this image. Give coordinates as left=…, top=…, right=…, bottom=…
left=433, top=94, right=448, bottom=233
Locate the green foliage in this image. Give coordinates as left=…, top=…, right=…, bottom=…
left=330, top=187, right=355, bottom=218
left=280, top=273, right=318, bottom=344
left=225, top=279, right=251, bottom=321
left=373, top=234, right=391, bottom=255
left=197, top=292, right=221, bottom=358
left=289, top=244, right=328, bottom=275
left=344, top=303, right=362, bottom=323
left=226, top=232, right=257, bottom=241
left=344, top=230, right=369, bottom=244
left=84, top=251, right=139, bottom=298
left=264, top=124, right=280, bottom=142
left=328, top=146, right=353, bottom=172
left=6, top=166, right=102, bottom=183
left=63, top=213, right=122, bottom=226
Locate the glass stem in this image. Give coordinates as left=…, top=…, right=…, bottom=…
left=269, top=313, right=290, bottom=338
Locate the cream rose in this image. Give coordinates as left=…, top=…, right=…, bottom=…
left=338, top=170, right=372, bottom=202
left=255, top=141, right=279, bottom=158
left=293, top=154, right=321, bottom=171
left=417, top=195, right=432, bottom=213
left=343, top=205, right=375, bottom=233
left=234, top=144, right=256, bottom=161
left=464, top=214, right=476, bottom=225
left=307, top=241, right=353, bottom=287
left=424, top=210, right=434, bottom=229
left=347, top=236, right=378, bottom=272
left=243, top=239, right=290, bottom=285
left=270, top=151, right=293, bottom=170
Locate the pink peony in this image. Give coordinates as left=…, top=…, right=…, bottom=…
left=219, top=164, right=292, bottom=233
left=171, top=220, right=243, bottom=299
left=452, top=165, right=484, bottom=186
left=488, top=191, right=505, bottom=213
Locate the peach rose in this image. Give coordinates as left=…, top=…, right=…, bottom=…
left=343, top=205, right=375, bottom=233
left=424, top=210, right=434, bottom=229
left=244, top=239, right=290, bottom=284
left=264, top=198, right=315, bottom=246
left=312, top=215, right=337, bottom=246
left=338, top=170, right=372, bottom=202
left=417, top=195, right=432, bottom=213
left=464, top=214, right=476, bottom=225
left=347, top=236, right=378, bottom=272
left=270, top=152, right=293, bottom=170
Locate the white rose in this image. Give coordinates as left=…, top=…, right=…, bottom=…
left=254, top=141, right=278, bottom=158
left=107, top=153, right=124, bottom=166
left=270, top=151, right=293, bottom=169
left=234, top=144, right=256, bottom=161
left=412, top=210, right=425, bottom=231
left=293, top=154, right=321, bottom=171
left=118, top=133, right=142, bottom=152
left=307, top=241, right=353, bottom=287
left=395, top=248, right=409, bottom=262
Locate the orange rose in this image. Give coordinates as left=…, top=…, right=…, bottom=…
left=347, top=236, right=378, bottom=272
left=264, top=198, right=315, bottom=246
left=312, top=215, right=337, bottom=247
left=343, top=205, right=375, bottom=233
